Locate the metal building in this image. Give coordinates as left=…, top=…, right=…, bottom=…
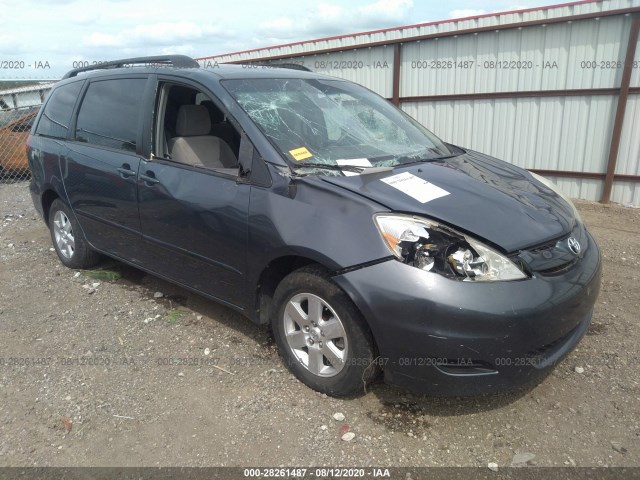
left=201, top=0, right=640, bottom=205
left=0, top=83, right=53, bottom=110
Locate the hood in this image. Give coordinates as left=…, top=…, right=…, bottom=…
left=319, top=150, right=576, bottom=253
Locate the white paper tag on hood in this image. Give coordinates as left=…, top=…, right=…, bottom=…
left=381, top=172, right=450, bottom=203
left=336, top=158, right=372, bottom=176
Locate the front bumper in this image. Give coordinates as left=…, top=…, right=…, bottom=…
left=333, top=230, right=601, bottom=396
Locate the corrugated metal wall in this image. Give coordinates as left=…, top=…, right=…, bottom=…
left=204, top=0, right=640, bottom=205
left=282, top=47, right=395, bottom=98
left=399, top=16, right=631, bottom=95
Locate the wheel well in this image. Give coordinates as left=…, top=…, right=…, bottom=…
left=41, top=190, right=60, bottom=226
left=255, top=256, right=322, bottom=324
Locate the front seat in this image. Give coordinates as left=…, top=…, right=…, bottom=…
left=168, top=105, right=237, bottom=168
left=200, top=100, right=239, bottom=152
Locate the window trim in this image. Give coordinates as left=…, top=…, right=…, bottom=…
left=146, top=155, right=240, bottom=181
left=154, top=83, right=170, bottom=160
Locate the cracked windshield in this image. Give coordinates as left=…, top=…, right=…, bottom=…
left=223, top=78, right=452, bottom=174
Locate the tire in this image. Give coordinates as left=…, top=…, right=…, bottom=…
left=48, top=199, right=100, bottom=269
left=272, top=266, right=379, bottom=397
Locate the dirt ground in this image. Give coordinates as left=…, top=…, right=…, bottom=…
left=0, top=180, right=638, bottom=468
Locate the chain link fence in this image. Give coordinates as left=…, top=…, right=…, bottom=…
left=0, top=105, right=40, bottom=182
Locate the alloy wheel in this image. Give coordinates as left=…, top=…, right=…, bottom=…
left=283, top=293, right=348, bottom=377
left=53, top=210, right=75, bottom=259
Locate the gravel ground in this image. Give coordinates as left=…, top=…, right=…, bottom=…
left=0, top=181, right=638, bottom=468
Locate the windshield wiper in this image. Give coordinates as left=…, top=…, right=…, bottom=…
left=424, top=154, right=460, bottom=161
left=397, top=152, right=461, bottom=166
left=294, top=163, right=393, bottom=175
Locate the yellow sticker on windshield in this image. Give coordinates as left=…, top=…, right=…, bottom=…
left=289, top=147, right=313, bottom=161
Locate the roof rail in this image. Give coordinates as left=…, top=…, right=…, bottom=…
left=62, top=55, right=200, bottom=79
left=240, top=62, right=312, bottom=72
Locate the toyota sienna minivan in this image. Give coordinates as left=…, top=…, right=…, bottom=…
left=27, top=55, right=601, bottom=397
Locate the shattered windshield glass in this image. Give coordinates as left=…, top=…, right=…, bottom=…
left=222, top=78, right=452, bottom=174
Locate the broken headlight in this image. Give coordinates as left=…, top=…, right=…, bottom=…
left=374, top=214, right=527, bottom=281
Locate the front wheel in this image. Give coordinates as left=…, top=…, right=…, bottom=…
left=272, top=266, right=379, bottom=397
left=48, top=199, right=100, bottom=269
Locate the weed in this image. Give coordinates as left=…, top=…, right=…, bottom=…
left=165, top=309, right=184, bottom=324
left=83, top=269, right=122, bottom=282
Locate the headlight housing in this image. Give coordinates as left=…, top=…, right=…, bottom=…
left=529, top=171, right=582, bottom=224
left=374, top=214, right=527, bottom=282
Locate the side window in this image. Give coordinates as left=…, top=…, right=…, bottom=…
left=34, top=81, right=83, bottom=139
left=155, top=83, right=240, bottom=172
left=75, top=78, right=146, bottom=152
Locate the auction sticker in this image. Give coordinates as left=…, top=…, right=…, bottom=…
left=289, top=147, right=313, bottom=161
left=381, top=172, right=450, bottom=203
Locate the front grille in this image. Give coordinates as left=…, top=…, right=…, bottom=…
left=521, top=229, right=585, bottom=276
left=536, top=258, right=577, bottom=276
left=529, top=241, right=557, bottom=254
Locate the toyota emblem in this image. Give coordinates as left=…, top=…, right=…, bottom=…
left=568, top=237, right=581, bottom=255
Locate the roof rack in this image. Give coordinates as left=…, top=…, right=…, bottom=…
left=62, top=55, right=200, bottom=79
left=240, top=62, right=312, bottom=72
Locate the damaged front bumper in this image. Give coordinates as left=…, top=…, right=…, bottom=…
left=333, top=231, right=601, bottom=396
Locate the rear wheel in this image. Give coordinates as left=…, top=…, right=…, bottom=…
left=49, top=199, right=100, bottom=269
left=272, top=266, right=379, bottom=397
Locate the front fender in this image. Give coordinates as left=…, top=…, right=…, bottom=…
left=246, top=172, right=392, bottom=300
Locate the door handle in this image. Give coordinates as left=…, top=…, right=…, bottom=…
left=140, top=172, right=160, bottom=185
left=117, top=164, right=136, bottom=178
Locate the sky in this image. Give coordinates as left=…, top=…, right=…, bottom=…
left=1, top=0, right=561, bottom=79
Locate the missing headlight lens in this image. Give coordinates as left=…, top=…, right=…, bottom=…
left=374, top=214, right=527, bottom=282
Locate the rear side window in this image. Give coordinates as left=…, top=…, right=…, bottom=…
left=35, top=81, right=83, bottom=139
left=75, top=78, right=146, bottom=152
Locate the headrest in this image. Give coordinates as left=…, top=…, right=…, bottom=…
left=175, top=105, right=211, bottom=137
left=200, top=100, right=225, bottom=124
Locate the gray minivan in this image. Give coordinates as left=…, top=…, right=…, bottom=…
left=27, top=56, right=601, bottom=396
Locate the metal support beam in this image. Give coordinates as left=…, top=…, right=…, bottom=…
left=400, top=87, right=640, bottom=103
left=601, top=14, right=640, bottom=204
left=392, top=44, right=401, bottom=106
left=530, top=169, right=640, bottom=183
